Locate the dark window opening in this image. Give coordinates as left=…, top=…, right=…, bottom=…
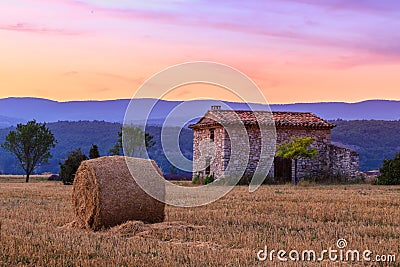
left=210, top=128, right=215, bottom=142
left=205, top=157, right=211, bottom=175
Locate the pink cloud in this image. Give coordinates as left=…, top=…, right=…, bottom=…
left=282, top=0, right=400, bottom=14
left=33, top=0, right=179, bottom=23
left=11, top=0, right=400, bottom=68
left=0, top=22, right=81, bottom=35
left=76, top=1, right=400, bottom=58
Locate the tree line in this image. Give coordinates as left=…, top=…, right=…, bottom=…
left=1, top=120, right=157, bottom=183
left=1, top=120, right=400, bottom=185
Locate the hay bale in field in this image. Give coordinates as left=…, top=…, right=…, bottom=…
left=72, top=156, right=165, bottom=230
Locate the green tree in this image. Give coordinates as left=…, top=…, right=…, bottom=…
left=109, top=126, right=156, bottom=157
left=377, top=153, right=400, bottom=185
left=60, top=148, right=88, bottom=185
left=276, top=137, right=318, bottom=184
left=1, top=120, right=56, bottom=182
left=89, top=144, right=100, bottom=159
left=109, top=130, right=123, bottom=156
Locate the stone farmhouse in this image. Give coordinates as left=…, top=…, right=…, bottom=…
left=189, top=106, right=359, bottom=183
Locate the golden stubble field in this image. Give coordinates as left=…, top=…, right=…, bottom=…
left=0, top=176, right=399, bottom=266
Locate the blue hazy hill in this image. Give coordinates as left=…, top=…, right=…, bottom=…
left=0, top=97, right=399, bottom=128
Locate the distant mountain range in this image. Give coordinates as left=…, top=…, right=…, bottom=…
left=1, top=120, right=399, bottom=174
left=0, top=97, right=399, bottom=128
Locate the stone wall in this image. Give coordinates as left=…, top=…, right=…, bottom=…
left=328, top=144, right=359, bottom=178
left=193, top=125, right=359, bottom=181
left=222, top=125, right=276, bottom=180
left=192, top=126, right=225, bottom=178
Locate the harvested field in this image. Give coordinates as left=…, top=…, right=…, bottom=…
left=0, top=176, right=399, bottom=266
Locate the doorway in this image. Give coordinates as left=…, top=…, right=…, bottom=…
left=274, top=157, right=292, bottom=183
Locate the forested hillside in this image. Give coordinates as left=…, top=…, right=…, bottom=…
left=0, top=121, right=192, bottom=174
left=331, top=120, right=400, bottom=171
left=0, top=120, right=399, bottom=175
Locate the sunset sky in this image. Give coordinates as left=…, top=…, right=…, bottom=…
left=1, top=0, right=399, bottom=103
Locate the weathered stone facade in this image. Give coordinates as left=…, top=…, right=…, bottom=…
left=192, top=127, right=226, bottom=178
left=190, top=109, right=359, bottom=182
left=327, top=144, right=359, bottom=178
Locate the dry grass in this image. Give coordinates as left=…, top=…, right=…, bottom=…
left=0, top=175, right=49, bottom=183
left=0, top=176, right=399, bottom=266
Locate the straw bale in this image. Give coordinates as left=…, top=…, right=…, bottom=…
left=72, top=156, right=165, bottom=230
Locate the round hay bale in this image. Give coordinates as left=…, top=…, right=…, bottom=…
left=72, top=156, right=165, bottom=230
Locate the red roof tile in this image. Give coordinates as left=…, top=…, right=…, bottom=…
left=189, top=110, right=335, bottom=129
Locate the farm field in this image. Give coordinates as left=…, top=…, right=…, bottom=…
left=0, top=176, right=399, bottom=266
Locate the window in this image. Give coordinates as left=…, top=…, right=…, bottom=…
left=205, top=157, right=211, bottom=175
left=209, top=128, right=215, bottom=142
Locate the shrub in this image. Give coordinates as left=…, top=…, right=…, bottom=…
left=192, top=173, right=214, bottom=185
left=376, top=153, right=400, bottom=185
left=192, top=173, right=200, bottom=184
left=204, top=174, right=215, bottom=185
left=60, top=149, right=88, bottom=185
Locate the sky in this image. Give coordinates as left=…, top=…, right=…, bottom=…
left=0, top=0, right=399, bottom=103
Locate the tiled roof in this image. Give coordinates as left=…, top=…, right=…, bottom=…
left=189, top=110, right=335, bottom=129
